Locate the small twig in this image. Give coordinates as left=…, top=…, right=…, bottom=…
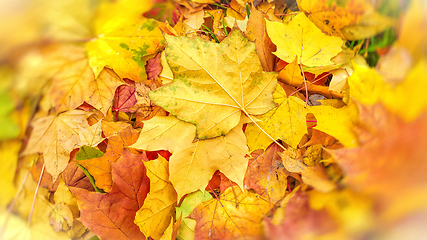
left=28, top=163, right=45, bottom=226
left=242, top=109, right=287, bottom=151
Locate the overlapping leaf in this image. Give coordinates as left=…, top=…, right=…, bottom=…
left=22, top=110, right=99, bottom=180
left=149, top=30, right=277, bottom=139
left=245, top=84, right=358, bottom=149
left=70, top=150, right=149, bottom=240
left=169, top=117, right=249, bottom=200
left=87, top=1, right=164, bottom=81
left=266, top=13, right=343, bottom=68
left=134, top=156, right=177, bottom=240
left=190, top=186, right=271, bottom=239
left=85, top=67, right=125, bottom=116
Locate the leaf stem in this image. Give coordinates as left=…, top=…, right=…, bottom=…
left=28, top=163, right=45, bottom=226
left=242, top=109, right=287, bottom=151
left=298, top=62, right=309, bottom=107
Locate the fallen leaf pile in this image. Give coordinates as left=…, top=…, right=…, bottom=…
left=0, top=0, right=426, bottom=239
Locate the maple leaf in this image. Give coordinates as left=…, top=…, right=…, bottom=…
left=85, top=67, right=125, bottom=116
left=131, top=115, right=196, bottom=153
left=244, top=143, right=288, bottom=204
left=265, top=13, right=343, bottom=68
left=70, top=149, right=149, bottom=240
left=44, top=44, right=95, bottom=113
left=246, top=84, right=358, bottom=149
left=132, top=115, right=249, bottom=199
left=87, top=4, right=164, bottom=81
left=49, top=181, right=79, bottom=233
left=246, top=6, right=277, bottom=72
left=190, top=186, right=271, bottom=239
left=297, top=0, right=361, bottom=38
left=149, top=30, right=277, bottom=139
left=22, top=110, right=97, bottom=180
left=134, top=156, right=177, bottom=240
left=168, top=116, right=250, bottom=199
left=101, top=120, right=140, bottom=161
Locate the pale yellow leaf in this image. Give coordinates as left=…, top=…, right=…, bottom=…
left=22, top=110, right=92, bottom=180
left=169, top=117, right=249, bottom=200
left=86, top=67, right=124, bottom=116
left=266, top=13, right=343, bottom=67
left=131, top=116, right=196, bottom=153
left=134, top=156, right=177, bottom=240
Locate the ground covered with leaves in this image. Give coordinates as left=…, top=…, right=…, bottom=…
left=0, top=0, right=426, bottom=239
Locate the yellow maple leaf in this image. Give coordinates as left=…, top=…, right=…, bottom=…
left=134, top=156, right=177, bottom=240
left=149, top=30, right=277, bottom=139
left=85, top=67, right=125, bottom=116
left=297, top=0, right=362, bottom=38
left=169, top=116, right=249, bottom=200
left=266, top=13, right=343, bottom=67
left=87, top=0, right=164, bottom=81
left=131, top=115, right=249, bottom=200
left=44, top=44, right=95, bottom=113
left=246, top=84, right=358, bottom=148
left=21, top=110, right=95, bottom=180
left=131, top=116, right=196, bottom=153
left=190, top=186, right=271, bottom=239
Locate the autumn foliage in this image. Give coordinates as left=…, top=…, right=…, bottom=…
left=0, top=0, right=427, bottom=239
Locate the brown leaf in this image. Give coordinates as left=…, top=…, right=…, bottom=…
left=70, top=150, right=150, bottom=240
left=244, top=143, right=288, bottom=204
left=246, top=6, right=277, bottom=72
left=61, top=160, right=95, bottom=192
